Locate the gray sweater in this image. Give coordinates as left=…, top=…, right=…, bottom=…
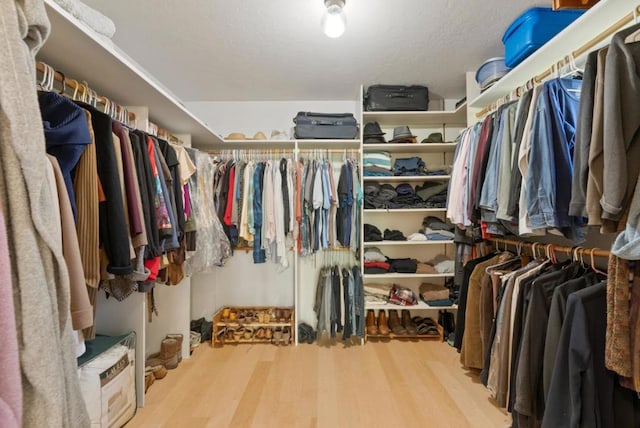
left=601, top=23, right=640, bottom=231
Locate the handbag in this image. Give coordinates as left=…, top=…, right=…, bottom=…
left=293, top=112, right=358, bottom=139
left=552, top=0, right=599, bottom=9
left=388, top=285, right=418, bottom=306
left=364, top=84, right=429, bottom=111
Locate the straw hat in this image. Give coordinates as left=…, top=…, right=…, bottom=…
left=225, top=132, right=247, bottom=140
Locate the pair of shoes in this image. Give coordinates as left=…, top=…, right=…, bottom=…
left=366, top=310, right=392, bottom=335
left=272, top=327, right=291, bottom=345
left=147, top=365, right=167, bottom=380
left=412, top=316, right=439, bottom=335
left=298, top=323, right=316, bottom=344
left=388, top=310, right=406, bottom=335
left=146, top=338, right=179, bottom=370
left=401, top=310, right=418, bottom=335
left=275, top=308, right=292, bottom=322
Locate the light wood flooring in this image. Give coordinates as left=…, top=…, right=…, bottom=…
left=129, top=340, right=509, bottom=428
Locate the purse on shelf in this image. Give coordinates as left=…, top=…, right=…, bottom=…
left=388, top=284, right=418, bottom=306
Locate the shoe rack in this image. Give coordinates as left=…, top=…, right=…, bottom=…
left=212, top=306, right=295, bottom=346
left=360, top=88, right=465, bottom=342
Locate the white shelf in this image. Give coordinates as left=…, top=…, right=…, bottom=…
left=469, top=0, right=635, bottom=110
left=364, top=208, right=447, bottom=214
left=213, top=140, right=296, bottom=150
left=363, top=143, right=458, bottom=153
left=366, top=301, right=458, bottom=311
left=363, top=175, right=450, bottom=182
left=364, top=273, right=454, bottom=279
left=362, top=103, right=467, bottom=126
left=297, top=139, right=361, bottom=149
left=363, top=240, right=454, bottom=246
left=39, top=0, right=224, bottom=147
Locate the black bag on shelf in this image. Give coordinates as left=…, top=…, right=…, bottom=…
left=293, top=112, right=359, bottom=139
left=364, top=84, right=429, bottom=111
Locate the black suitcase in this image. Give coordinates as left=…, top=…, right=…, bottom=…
left=293, top=112, right=359, bottom=139
left=364, top=84, right=429, bottom=111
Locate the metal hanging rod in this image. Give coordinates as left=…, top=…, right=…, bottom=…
left=487, top=237, right=610, bottom=260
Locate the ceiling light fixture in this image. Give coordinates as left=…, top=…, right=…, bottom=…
left=321, top=0, right=346, bottom=38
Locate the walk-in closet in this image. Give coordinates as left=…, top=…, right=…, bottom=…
left=3, top=0, right=640, bottom=427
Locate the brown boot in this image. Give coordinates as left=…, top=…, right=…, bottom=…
left=377, top=311, right=390, bottom=335
left=388, top=310, right=406, bottom=335
left=146, top=338, right=179, bottom=370
left=401, top=310, right=418, bottom=335
left=366, top=309, right=379, bottom=335
left=166, top=334, right=184, bottom=363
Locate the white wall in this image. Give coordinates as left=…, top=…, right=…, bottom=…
left=187, top=100, right=359, bottom=139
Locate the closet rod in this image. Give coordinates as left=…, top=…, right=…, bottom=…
left=487, top=237, right=610, bottom=259
left=475, top=5, right=640, bottom=119
left=36, top=61, right=137, bottom=126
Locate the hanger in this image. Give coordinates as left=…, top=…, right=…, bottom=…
left=625, top=7, right=640, bottom=43
left=589, top=248, right=607, bottom=276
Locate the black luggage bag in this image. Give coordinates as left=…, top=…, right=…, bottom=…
left=364, top=84, right=429, bottom=111
left=293, top=112, right=359, bottom=139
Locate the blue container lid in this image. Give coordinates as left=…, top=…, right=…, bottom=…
left=502, top=7, right=584, bottom=44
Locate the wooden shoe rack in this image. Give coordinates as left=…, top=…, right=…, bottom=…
left=212, top=306, right=295, bottom=346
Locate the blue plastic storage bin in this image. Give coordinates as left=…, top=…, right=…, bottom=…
left=502, top=7, right=584, bottom=68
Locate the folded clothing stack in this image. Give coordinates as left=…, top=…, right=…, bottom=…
left=388, top=258, right=417, bottom=273
left=393, top=157, right=425, bottom=176
left=383, top=228, right=406, bottom=241
left=363, top=151, right=392, bottom=177
left=53, top=0, right=116, bottom=38
left=419, top=282, right=450, bottom=301
left=364, top=246, right=387, bottom=262
left=364, top=224, right=383, bottom=242
left=417, top=255, right=454, bottom=274
left=364, top=261, right=390, bottom=274
left=421, top=216, right=455, bottom=240
left=364, top=283, right=392, bottom=304
left=364, top=182, right=448, bottom=209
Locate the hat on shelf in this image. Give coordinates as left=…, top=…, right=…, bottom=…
left=225, top=132, right=247, bottom=140
left=421, top=132, right=444, bottom=144
left=270, top=130, right=290, bottom=140
left=251, top=131, right=267, bottom=140
left=389, top=125, right=417, bottom=144
left=363, top=122, right=386, bottom=144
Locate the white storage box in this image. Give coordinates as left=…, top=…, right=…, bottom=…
left=77, top=333, right=137, bottom=428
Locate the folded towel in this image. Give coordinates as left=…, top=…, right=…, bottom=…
left=53, top=0, right=116, bottom=38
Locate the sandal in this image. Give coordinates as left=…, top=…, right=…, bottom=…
left=234, top=328, right=245, bottom=341
left=257, top=311, right=267, bottom=323
left=265, top=328, right=273, bottom=340
left=273, top=327, right=283, bottom=345
left=244, top=327, right=254, bottom=340
left=416, top=318, right=439, bottom=335
left=282, top=327, right=291, bottom=345
left=256, top=328, right=265, bottom=339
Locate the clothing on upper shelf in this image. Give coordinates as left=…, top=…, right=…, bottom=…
left=314, top=265, right=364, bottom=341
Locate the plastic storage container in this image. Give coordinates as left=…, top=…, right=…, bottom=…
left=502, top=7, right=584, bottom=68
left=475, top=57, right=511, bottom=91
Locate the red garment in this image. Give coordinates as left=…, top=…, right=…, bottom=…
left=223, top=165, right=235, bottom=226
left=144, top=257, right=161, bottom=281
left=364, top=261, right=391, bottom=270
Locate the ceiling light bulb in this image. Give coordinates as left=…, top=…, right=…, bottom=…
left=321, top=0, right=346, bottom=38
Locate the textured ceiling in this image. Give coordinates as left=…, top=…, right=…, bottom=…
left=83, top=0, right=547, bottom=102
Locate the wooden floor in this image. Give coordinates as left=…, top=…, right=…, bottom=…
left=129, top=340, right=509, bottom=428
